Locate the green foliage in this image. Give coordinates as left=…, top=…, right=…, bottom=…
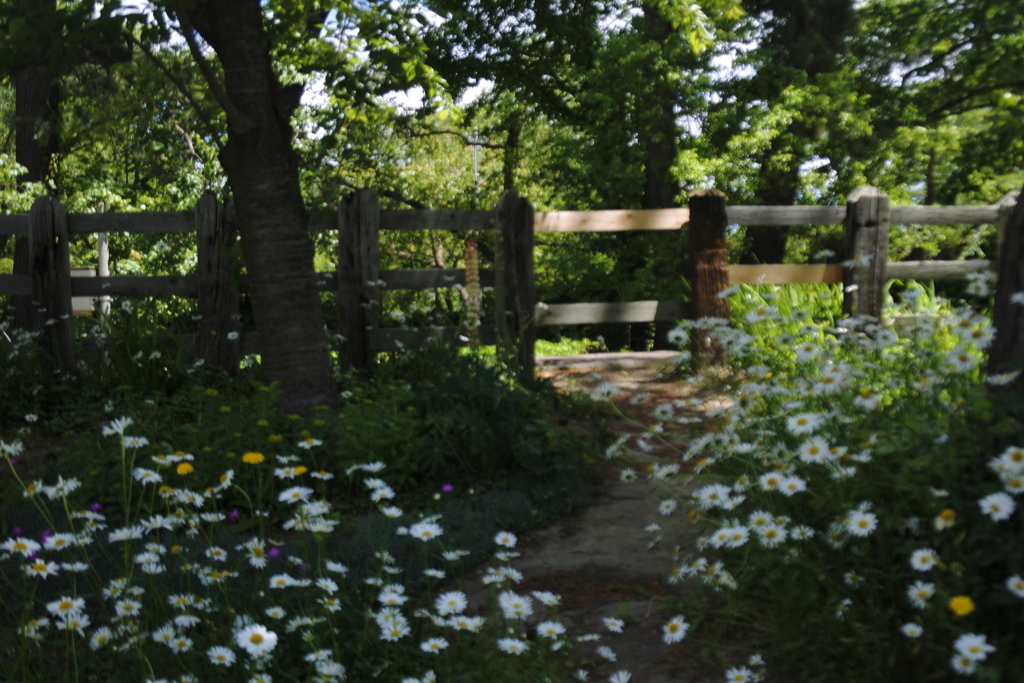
left=0, top=314, right=600, bottom=529
left=365, top=346, right=597, bottom=512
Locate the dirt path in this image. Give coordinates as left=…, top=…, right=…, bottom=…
left=473, top=353, right=726, bottom=682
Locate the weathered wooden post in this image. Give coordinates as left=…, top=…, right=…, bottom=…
left=688, top=189, right=730, bottom=364
left=337, top=189, right=381, bottom=369
left=494, top=189, right=536, bottom=381
left=988, top=188, right=1024, bottom=386
left=9, top=215, right=32, bottom=332
left=28, top=196, right=74, bottom=370
left=995, top=190, right=1020, bottom=258
left=96, top=203, right=111, bottom=316
left=842, top=186, right=890, bottom=318
left=196, top=193, right=240, bottom=373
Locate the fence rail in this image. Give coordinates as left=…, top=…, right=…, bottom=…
left=1, top=187, right=1019, bottom=375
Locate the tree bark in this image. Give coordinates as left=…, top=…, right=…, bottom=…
left=182, top=0, right=336, bottom=413
left=9, top=0, right=60, bottom=331
left=988, top=189, right=1024, bottom=384
left=639, top=4, right=683, bottom=350
left=740, top=148, right=801, bottom=265
left=502, top=109, right=522, bottom=191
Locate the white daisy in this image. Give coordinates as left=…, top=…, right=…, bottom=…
left=497, top=637, right=529, bottom=654
left=901, top=623, right=923, bottom=638
left=661, top=615, right=689, bottom=644
left=909, top=548, right=939, bottom=572
left=234, top=623, right=278, bottom=657
left=978, top=491, right=1016, bottom=521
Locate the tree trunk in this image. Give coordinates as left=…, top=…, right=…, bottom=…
left=988, top=189, right=1024, bottom=387
left=183, top=0, right=335, bottom=414
left=639, top=4, right=682, bottom=350
left=740, top=151, right=800, bottom=265
left=9, top=0, right=60, bottom=331
left=502, top=109, right=521, bottom=191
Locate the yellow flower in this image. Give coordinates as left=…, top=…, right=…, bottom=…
left=949, top=596, right=975, bottom=616
left=220, top=406, right=232, bottom=413
left=256, top=419, right=269, bottom=427
left=242, top=452, right=265, bottom=465
left=268, top=434, right=283, bottom=444
left=293, top=465, right=308, bottom=475
left=205, top=388, right=219, bottom=397
left=176, top=463, right=194, bottom=475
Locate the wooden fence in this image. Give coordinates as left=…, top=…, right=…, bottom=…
left=0, top=186, right=1019, bottom=376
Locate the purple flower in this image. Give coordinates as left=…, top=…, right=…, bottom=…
left=12, top=526, right=23, bottom=536
left=89, top=503, right=103, bottom=512
left=442, top=484, right=454, bottom=493
left=228, top=508, right=241, bottom=520
left=40, top=530, right=54, bottom=542
left=267, top=547, right=281, bottom=558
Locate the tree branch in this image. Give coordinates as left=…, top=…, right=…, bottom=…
left=131, top=35, right=223, bottom=149
left=169, top=0, right=256, bottom=135
left=900, top=37, right=973, bottom=84
left=393, top=120, right=505, bottom=149
left=924, top=80, right=1024, bottom=121
left=173, top=122, right=204, bottom=164
left=338, top=179, right=430, bottom=210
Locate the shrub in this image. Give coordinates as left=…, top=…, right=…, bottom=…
left=628, top=286, right=1023, bottom=681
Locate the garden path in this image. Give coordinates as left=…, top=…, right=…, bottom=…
left=469, top=353, right=731, bottom=683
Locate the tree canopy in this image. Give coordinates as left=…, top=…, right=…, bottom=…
left=1, top=0, right=1021, bottom=400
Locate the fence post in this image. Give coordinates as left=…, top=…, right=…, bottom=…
left=494, top=189, right=535, bottom=381
left=688, top=189, right=730, bottom=364
left=842, top=186, right=890, bottom=319
left=337, top=189, right=380, bottom=369
left=995, top=190, right=1020, bottom=258
left=196, top=193, right=240, bottom=373
left=10, top=220, right=31, bottom=332
left=28, top=196, right=74, bottom=369
left=96, top=203, right=111, bottom=316
left=988, top=188, right=1024, bottom=386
